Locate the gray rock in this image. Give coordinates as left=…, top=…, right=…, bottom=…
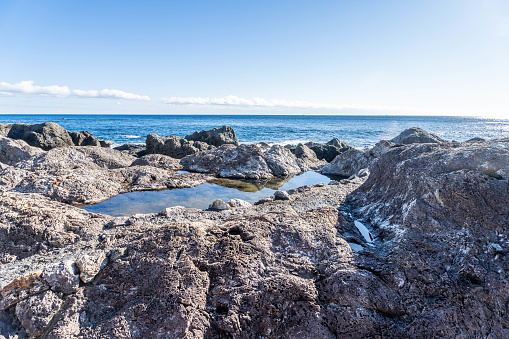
left=295, top=143, right=318, bottom=162
left=185, top=125, right=239, bottom=146
left=357, top=168, right=370, bottom=178
left=274, top=190, right=290, bottom=200
left=181, top=144, right=302, bottom=179
left=146, top=134, right=213, bottom=159
left=41, top=260, right=80, bottom=294
left=305, top=139, right=353, bottom=162
left=0, top=122, right=74, bottom=150
left=15, top=290, right=63, bottom=337
left=99, top=139, right=115, bottom=148
left=227, top=198, right=252, bottom=208
left=254, top=195, right=274, bottom=205
left=0, top=272, right=49, bottom=311
left=0, top=136, right=45, bottom=165
left=321, top=148, right=369, bottom=177
left=390, top=127, right=446, bottom=144
left=209, top=199, right=230, bottom=210
left=75, top=252, right=107, bottom=283
left=69, top=131, right=101, bottom=147
left=114, top=143, right=146, bottom=157
left=131, top=154, right=182, bottom=170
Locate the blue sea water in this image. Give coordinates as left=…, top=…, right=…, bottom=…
left=0, top=114, right=508, bottom=148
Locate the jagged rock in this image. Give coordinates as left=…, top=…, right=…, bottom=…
left=295, top=143, right=318, bottom=162
left=305, top=139, right=352, bottom=162
left=99, top=139, right=115, bottom=148
left=114, top=143, right=146, bottom=157
left=209, top=199, right=230, bottom=210
left=15, top=290, right=63, bottom=337
left=131, top=154, right=182, bottom=170
left=0, top=122, right=112, bottom=151
left=0, top=272, right=49, bottom=311
left=365, top=140, right=396, bottom=158
left=69, top=131, right=102, bottom=147
left=274, top=190, right=290, bottom=200
left=146, top=134, right=213, bottom=159
left=181, top=144, right=302, bottom=179
left=0, top=136, right=45, bottom=165
left=390, top=127, right=446, bottom=144
left=321, top=148, right=369, bottom=177
left=227, top=198, right=252, bottom=208
left=0, top=122, right=74, bottom=150
left=41, top=260, right=80, bottom=294
left=75, top=252, right=107, bottom=283
left=185, top=125, right=239, bottom=146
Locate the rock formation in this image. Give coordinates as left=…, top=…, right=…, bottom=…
left=0, top=125, right=508, bottom=338
left=305, top=138, right=352, bottom=162
left=390, top=127, right=446, bottom=144
left=185, top=125, right=239, bottom=146
left=0, top=122, right=112, bottom=150
left=146, top=134, right=214, bottom=159
left=181, top=143, right=303, bottom=179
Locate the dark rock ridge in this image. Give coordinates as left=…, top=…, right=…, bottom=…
left=390, top=126, right=446, bottom=144
left=180, top=143, right=304, bottom=179
left=185, top=125, right=239, bottom=147
left=305, top=138, right=353, bottom=162
left=146, top=134, right=214, bottom=159
left=0, top=122, right=112, bottom=150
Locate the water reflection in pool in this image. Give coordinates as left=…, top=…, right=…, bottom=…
left=83, top=171, right=336, bottom=217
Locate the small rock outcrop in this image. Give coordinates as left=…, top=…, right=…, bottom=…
left=0, top=136, right=45, bottom=165
left=41, top=261, right=80, bottom=294
left=390, top=127, right=445, bottom=144
left=181, top=143, right=303, bottom=179
left=0, top=122, right=111, bottom=150
left=321, top=148, right=369, bottom=177
left=305, top=138, right=352, bottom=162
left=185, top=125, right=239, bottom=146
left=209, top=199, right=230, bottom=210
left=227, top=198, right=252, bottom=208
left=146, top=134, right=213, bottom=159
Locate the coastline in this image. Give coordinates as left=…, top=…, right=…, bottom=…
left=0, top=121, right=508, bottom=337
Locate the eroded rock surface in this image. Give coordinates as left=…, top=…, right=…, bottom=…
left=390, top=126, right=446, bottom=144
left=181, top=143, right=303, bottom=179
left=146, top=134, right=214, bottom=159
left=185, top=125, right=239, bottom=146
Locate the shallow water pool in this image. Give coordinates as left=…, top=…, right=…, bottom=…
left=83, top=171, right=337, bottom=217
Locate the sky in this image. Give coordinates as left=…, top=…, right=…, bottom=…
left=0, top=0, right=508, bottom=118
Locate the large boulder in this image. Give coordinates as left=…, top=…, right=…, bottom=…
left=390, top=127, right=446, bottom=144
left=0, top=136, right=45, bottom=165
left=321, top=148, right=369, bottom=177
left=181, top=143, right=302, bottom=179
left=146, top=134, right=213, bottom=159
left=305, top=138, right=352, bottom=162
left=0, top=122, right=111, bottom=150
left=185, top=125, right=239, bottom=146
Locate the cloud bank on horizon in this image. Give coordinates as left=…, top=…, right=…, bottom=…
left=0, top=80, right=410, bottom=113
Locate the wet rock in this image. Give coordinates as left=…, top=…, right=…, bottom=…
left=185, top=125, right=239, bottom=146
left=41, top=260, right=80, bottom=294
left=75, top=252, right=107, bottom=283
left=321, top=148, right=369, bottom=177
left=209, top=199, right=230, bottom=210
left=274, top=190, right=290, bottom=200
left=390, top=127, right=446, bottom=144
left=0, top=136, right=45, bottom=166
left=181, top=144, right=302, bottom=179
left=146, top=134, right=213, bottom=159
left=227, top=198, right=252, bottom=208
left=15, top=290, right=63, bottom=337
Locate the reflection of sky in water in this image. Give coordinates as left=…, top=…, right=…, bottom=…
left=83, top=171, right=333, bottom=217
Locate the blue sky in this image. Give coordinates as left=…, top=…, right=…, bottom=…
left=0, top=0, right=508, bottom=117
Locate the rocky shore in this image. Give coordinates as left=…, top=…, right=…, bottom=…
left=0, top=122, right=508, bottom=338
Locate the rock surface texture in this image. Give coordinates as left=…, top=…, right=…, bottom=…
left=0, top=129, right=508, bottom=338
left=181, top=143, right=303, bottom=179
left=0, top=122, right=111, bottom=150
left=185, top=125, right=239, bottom=146
left=146, top=134, right=214, bottom=159
left=390, top=126, right=446, bottom=144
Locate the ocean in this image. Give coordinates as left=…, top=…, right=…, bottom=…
left=0, top=114, right=508, bottom=148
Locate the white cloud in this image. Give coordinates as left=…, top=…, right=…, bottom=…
left=0, top=80, right=71, bottom=96
left=0, top=80, right=150, bottom=101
